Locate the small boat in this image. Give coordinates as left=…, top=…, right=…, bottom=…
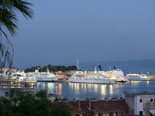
left=10, top=72, right=25, bottom=82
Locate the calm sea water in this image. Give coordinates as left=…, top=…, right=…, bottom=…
left=37, top=81, right=155, bottom=100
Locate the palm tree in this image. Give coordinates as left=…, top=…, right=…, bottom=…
left=0, top=0, right=33, bottom=68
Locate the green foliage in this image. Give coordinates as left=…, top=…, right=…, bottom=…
left=0, top=89, right=72, bottom=116
left=0, top=97, right=13, bottom=116
left=24, top=65, right=77, bottom=72
left=0, top=0, right=33, bottom=68
left=51, top=103, right=71, bottom=116
left=0, top=70, right=3, bottom=73
left=0, top=0, right=33, bottom=34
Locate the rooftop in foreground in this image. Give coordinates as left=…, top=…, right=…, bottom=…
left=123, top=91, right=155, bottom=96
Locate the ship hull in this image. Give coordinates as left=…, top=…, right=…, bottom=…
left=69, top=79, right=116, bottom=84
left=37, top=78, right=58, bottom=82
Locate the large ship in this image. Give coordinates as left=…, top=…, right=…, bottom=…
left=69, top=71, right=116, bottom=84
left=126, top=74, right=150, bottom=81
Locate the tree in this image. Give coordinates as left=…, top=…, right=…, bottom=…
left=0, top=89, right=72, bottom=116
left=0, top=0, right=33, bottom=68
left=0, top=97, right=13, bottom=116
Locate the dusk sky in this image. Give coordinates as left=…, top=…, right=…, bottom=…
left=12, top=0, right=155, bottom=67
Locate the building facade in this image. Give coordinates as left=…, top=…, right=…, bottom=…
left=123, top=92, right=155, bottom=116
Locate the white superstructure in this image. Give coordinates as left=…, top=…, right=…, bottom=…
left=69, top=71, right=116, bottom=84
left=10, top=71, right=37, bottom=83
left=10, top=71, right=25, bottom=82
left=104, top=69, right=128, bottom=82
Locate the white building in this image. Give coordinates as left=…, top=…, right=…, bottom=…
left=123, top=92, right=155, bottom=116
left=0, top=88, right=36, bottom=97
left=0, top=67, right=18, bottom=73
left=0, top=88, right=10, bottom=97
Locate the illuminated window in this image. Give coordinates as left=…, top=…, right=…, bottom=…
left=139, top=111, right=143, bottom=115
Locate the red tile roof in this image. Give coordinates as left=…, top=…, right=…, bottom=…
left=92, top=100, right=129, bottom=113
left=66, top=99, right=130, bottom=116
left=66, top=101, right=85, bottom=114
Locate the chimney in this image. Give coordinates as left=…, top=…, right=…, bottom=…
left=90, top=98, right=97, bottom=101
left=88, top=100, right=91, bottom=110
left=111, top=97, right=117, bottom=101
left=78, top=100, right=81, bottom=109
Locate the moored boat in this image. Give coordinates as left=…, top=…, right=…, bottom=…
left=126, top=74, right=150, bottom=81
left=26, top=69, right=58, bottom=82
left=36, top=69, right=58, bottom=82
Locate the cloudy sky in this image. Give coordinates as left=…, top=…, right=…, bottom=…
left=12, top=0, right=155, bottom=67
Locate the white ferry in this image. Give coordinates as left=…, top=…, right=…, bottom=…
left=26, top=69, right=58, bottom=82
left=37, top=73, right=58, bottom=82
left=69, top=71, right=116, bottom=84
left=126, top=74, right=150, bottom=81
left=36, top=69, right=58, bottom=82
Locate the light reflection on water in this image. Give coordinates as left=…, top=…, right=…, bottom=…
left=37, top=81, right=155, bottom=100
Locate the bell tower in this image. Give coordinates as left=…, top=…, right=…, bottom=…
left=76, top=58, right=79, bottom=70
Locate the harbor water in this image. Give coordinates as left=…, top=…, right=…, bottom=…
left=37, top=81, right=155, bottom=100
